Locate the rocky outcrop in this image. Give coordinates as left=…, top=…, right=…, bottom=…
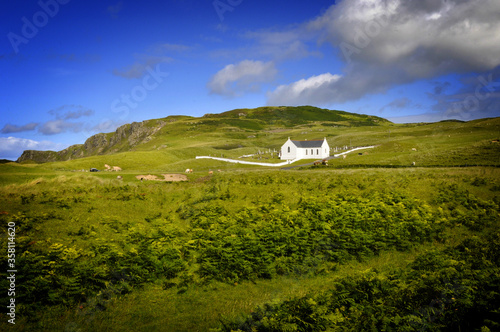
left=17, top=120, right=166, bottom=163
left=17, top=150, right=58, bottom=163
left=16, top=107, right=391, bottom=163
left=83, top=133, right=109, bottom=155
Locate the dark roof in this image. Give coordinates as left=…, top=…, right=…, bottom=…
left=291, top=139, right=324, bottom=148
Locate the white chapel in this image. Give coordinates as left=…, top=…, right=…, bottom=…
left=280, top=138, right=330, bottom=160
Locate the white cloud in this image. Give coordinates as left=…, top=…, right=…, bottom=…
left=266, top=0, right=500, bottom=110
left=107, top=1, right=123, bottom=18
left=379, top=97, right=412, bottom=113
left=38, top=119, right=83, bottom=135
left=153, top=43, right=192, bottom=53
left=48, top=104, right=94, bottom=120
left=428, top=69, right=500, bottom=120
left=208, top=60, right=277, bottom=96
left=243, top=30, right=321, bottom=61
left=113, top=55, right=172, bottom=79
left=311, top=0, right=500, bottom=76
left=0, top=137, right=66, bottom=160
left=90, top=119, right=126, bottom=133
left=210, top=28, right=321, bottom=62
left=1, top=122, right=38, bottom=134
left=267, top=73, right=341, bottom=106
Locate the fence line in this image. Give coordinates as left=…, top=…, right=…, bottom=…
left=195, top=156, right=298, bottom=167
left=332, top=145, right=376, bottom=157
left=196, top=146, right=377, bottom=167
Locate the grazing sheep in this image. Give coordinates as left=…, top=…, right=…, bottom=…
left=208, top=171, right=213, bottom=175
left=412, top=162, right=416, bottom=166
left=112, top=166, right=122, bottom=171
left=104, top=164, right=111, bottom=171
left=117, top=175, right=123, bottom=180
left=411, top=148, right=417, bottom=151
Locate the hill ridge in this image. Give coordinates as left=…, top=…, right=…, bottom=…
left=16, top=106, right=390, bottom=163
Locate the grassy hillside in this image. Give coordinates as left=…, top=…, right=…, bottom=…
left=203, top=106, right=389, bottom=127
left=11, top=115, right=497, bottom=174
left=16, top=106, right=390, bottom=163
left=0, top=167, right=499, bottom=331
left=1, top=111, right=500, bottom=331
left=15, top=107, right=500, bottom=171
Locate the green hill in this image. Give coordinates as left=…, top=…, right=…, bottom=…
left=11, top=106, right=500, bottom=174
left=203, top=105, right=389, bottom=126
left=1, top=108, right=500, bottom=331
left=16, top=106, right=389, bottom=164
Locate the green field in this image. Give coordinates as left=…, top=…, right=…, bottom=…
left=1, top=109, right=500, bottom=331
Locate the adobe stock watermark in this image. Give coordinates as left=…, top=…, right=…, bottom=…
left=213, top=0, right=243, bottom=22
left=111, top=64, right=169, bottom=120
left=7, top=0, right=71, bottom=54
left=339, top=12, right=392, bottom=64
left=450, top=73, right=499, bottom=118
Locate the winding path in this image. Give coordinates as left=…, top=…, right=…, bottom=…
left=282, top=146, right=377, bottom=170
left=196, top=146, right=377, bottom=169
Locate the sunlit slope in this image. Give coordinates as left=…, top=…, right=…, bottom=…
left=326, top=117, right=500, bottom=167
left=16, top=106, right=389, bottom=163
left=31, top=116, right=498, bottom=171
left=12, top=106, right=499, bottom=172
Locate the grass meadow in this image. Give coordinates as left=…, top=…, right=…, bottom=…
left=0, top=165, right=499, bottom=331
left=1, top=114, right=500, bottom=331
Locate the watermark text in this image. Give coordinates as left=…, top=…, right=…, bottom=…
left=7, top=0, right=71, bottom=54
left=6, top=221, right=17, bottom=324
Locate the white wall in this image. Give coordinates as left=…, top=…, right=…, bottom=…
left=321, top=140, right=330, bottom=159
left=296, top=139, right=330, bottom=159
left=196, top=156, right=296, bottom=166
left=281, top=138, right=330, bottom=160
left=280, top=139, right=297, bottom=160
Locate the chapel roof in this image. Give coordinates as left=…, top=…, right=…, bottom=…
left=291, top=139, right=325, bottom=148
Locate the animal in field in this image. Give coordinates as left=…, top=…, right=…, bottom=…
left=322, top=159, right=328, bottom=165
left=208, top=171, right=213, bottom=175
left=342, top=155, right=347, bottom=159
left=185, top=168, right=193, bottom=173
left=104, top=164, right=111, bottom=170
left=313, top=161, right=321, bottom=166
left=112, top=166, right=122, bottom=171
left=117, top=176, right=123, bottom=180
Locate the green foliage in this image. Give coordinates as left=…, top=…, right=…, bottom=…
left=0, top=168, right=499, bottom=330
left=191, top=189, right=446, bottom=284
left=220, top=230, right=500, bottom=332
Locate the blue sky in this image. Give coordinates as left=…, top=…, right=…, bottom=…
left=1, top=0, right=500, bottom=160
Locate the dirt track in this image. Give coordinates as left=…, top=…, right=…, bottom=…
left=135, top=174, right=188, bottom=182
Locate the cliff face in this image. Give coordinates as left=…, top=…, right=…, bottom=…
left=15, top=106, right=392, bottom=163
left=17, top=120, right=166, bottom=163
